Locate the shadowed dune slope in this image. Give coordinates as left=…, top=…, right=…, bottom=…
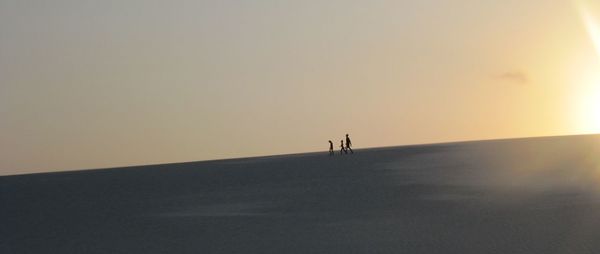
left=4, top=134, right=600, bottom=253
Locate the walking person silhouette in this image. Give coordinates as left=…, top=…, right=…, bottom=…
left=328, top=140, right=334, bottom=156
left=345, top=134, right=353, bottom=154
left=340, top=140, right=347, bottom=154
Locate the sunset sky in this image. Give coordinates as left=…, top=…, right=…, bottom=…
left=2, top=0, right=600, bottom=175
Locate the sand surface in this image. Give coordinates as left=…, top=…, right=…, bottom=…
left=4, top=135, right=600, bottom=253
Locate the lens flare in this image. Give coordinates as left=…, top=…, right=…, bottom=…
left=574, top=0, right=600, bottom=133
left=577, top=0, right=600, bottom=58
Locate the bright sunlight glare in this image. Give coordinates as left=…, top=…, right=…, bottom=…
left=578, top=0, right=600, bottom=58
left=575, top=0, right=600, bottom=133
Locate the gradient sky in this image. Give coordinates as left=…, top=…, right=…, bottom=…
left=2, top=0, right=600, bottom=175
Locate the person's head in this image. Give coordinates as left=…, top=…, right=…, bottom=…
left=346, top=134, right=348, bottom=137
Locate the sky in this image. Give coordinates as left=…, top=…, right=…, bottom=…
left=2, top=0, right=600, bottom=175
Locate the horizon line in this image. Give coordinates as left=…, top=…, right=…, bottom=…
left=3, top=132, right=600, bottom=177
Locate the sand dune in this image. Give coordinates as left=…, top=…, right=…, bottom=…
left=4, top=134, right=600, bottom=253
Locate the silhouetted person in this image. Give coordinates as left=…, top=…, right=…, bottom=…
left=328, top=140, right=334, bottom=156
left=345, top=134, right=353, bottom=154
left=340, top=140, right=347, bottom=154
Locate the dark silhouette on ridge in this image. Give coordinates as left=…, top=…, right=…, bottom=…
left=340, top=140, right=347, bottom=154
left=328, top=140, right=334, bottom=156
left=345, top=134, right=353, bottom=154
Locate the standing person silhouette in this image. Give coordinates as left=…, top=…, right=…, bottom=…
left=340, top=140, right=347, bottom=154
left=328, top=140, right=334, bottom=156
left=345, top=134, right=353, bottom=154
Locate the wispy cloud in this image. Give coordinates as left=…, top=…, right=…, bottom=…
left=495, top=71, right=529, bottom=84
